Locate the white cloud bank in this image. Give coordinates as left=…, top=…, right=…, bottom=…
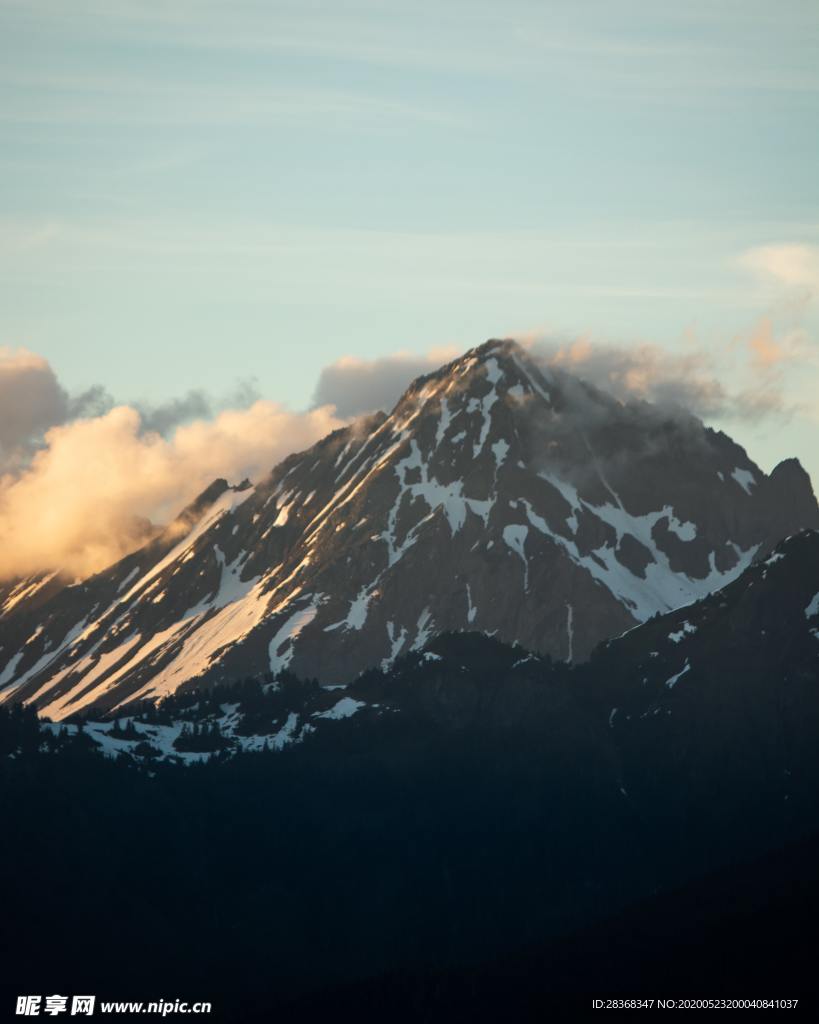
left=0, top=354, right=343, bottom=580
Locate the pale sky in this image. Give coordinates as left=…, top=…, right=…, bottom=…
left=1, top=1, right=818, bottom=482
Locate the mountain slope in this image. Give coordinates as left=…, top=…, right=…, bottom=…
left=1, top=339, right=817, bottom=719
left=18, top=529, right=815, bottom=781
left=3, top=531, right=819, bottom=1012
left=587, top=527, right=819, bottom=871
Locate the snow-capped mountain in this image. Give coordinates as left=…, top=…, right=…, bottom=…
left=1, top=339, right=817, bottom=720
left=13, top=528, right=817, bottom=768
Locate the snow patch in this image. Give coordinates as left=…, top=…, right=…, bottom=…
left=529, top=479, right=758, bottom=624
left=315, top=697, right=365, bottom=720
left=411, top=607, right=434, bottom=651
left=268, top=599, right=320, bottom=674
left=381, top=620, right=408, bottom=670
left=503, top=524, right=529, bottom=590
left=466, top=583, right=477, bottom=625
left=1, top=572, right=58, bottom=615
left=668, top=621, right=697, bottom=644
left=435, top=397, right=452, bottom=446
left=565, top=603, right=574, bottom=662
left=484, top=357, right=503, bottom=385
left=472, top=385, right=499, bottom=458
left=731, top=467, right=756, bottom=495
left=273, top=501, right=292, bottom=526
left=325, top=586, right=375, bottom=632
left=381, top=439, right=493, bottom=565
left=491, top=438, right=510, bottom=471
left=665, top=661, right=691, bottom=689
left=117, top=487, right=255, bottom=611
left=0, top=651, right=24, bottom=688
left=666, top=516, right=697, bottom=542
left=116, top=567, right=141, bottom=594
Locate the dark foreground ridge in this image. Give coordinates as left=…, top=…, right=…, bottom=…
left=277, top=832, right=819, bottom=1022
left=1, top=531, right=819, bottom=1017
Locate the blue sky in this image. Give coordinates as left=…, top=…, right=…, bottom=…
left=1, top=0, right=818, bottom=480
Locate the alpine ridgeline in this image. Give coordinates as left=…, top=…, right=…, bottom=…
left=1, top=339, right=817, bottom=719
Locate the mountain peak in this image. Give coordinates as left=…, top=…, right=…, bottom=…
left=395, top=338, right=553, bottom=437
left=407, top=336, right=543, bottom=388
left=467, top=336, right=528, bottom=365
left=1, top=340, right=817, bottom=719
left=768, top=457, right=816, bottom=499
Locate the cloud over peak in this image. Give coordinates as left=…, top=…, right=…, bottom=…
left=312, top=347, right=459, bottom=418
left=0, top=377, right=343, bottom=581
left=2, top=287, right=816, bottom=584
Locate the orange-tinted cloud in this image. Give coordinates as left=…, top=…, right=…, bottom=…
left=747, top=317, right=783, bottom=370
left=0, top=400, right=343, bottom=581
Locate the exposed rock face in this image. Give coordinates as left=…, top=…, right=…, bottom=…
left=1, top=339, right=817, bottom=719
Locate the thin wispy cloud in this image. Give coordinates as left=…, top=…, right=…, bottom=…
left=0, top=76, right=457, bottom=128
left=741, top=244, right=819, bottom=297
left=4, top=0, right=817, bottom=104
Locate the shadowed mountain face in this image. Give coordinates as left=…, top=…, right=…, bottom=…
left=1, top=339, right=817, bottom=719
left=14, top=528, right=817, bottom=780
left=2, top=531, right=819, bottom=1010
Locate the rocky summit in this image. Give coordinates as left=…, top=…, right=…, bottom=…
left=1, top=339, right=817, bottom=719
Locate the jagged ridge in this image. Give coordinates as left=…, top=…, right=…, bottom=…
left=1, top=339, right=817, bottom=719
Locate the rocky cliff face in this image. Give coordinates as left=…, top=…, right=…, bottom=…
left=1, top=339, right=817, bottom=719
